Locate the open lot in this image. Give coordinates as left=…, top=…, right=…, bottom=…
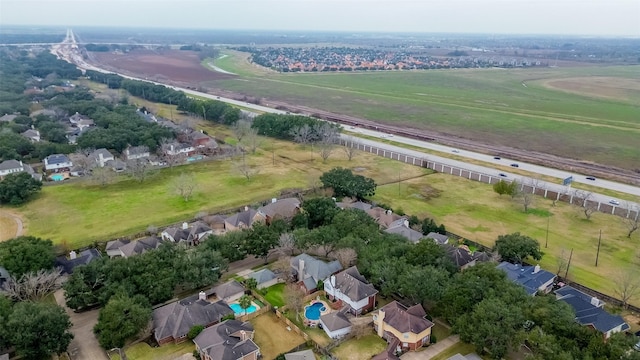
left=110, top=342, right=194, bottom=360
left=0, top=210, right=19, bottom=241
left=331, top=332, right=387, bottom=360
left=251, top=312, right=306, bottom=360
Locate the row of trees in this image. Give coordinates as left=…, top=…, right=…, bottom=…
left=251, top=113, right=339, bottom=141
left=0, top=173, right=43, bottom=205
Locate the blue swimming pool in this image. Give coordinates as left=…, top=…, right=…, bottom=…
left=304, top=302, right=326, bottom=321
left=50, top=174, right=65, bottom=181
left=230, top=302, right=258, bottom=316
left=187, top=155, right=204, bottom=162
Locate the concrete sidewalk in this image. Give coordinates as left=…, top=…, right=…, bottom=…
left=400, top=335, right=460, bottom=360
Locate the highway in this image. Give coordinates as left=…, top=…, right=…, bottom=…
left=57, top=30, right=640, bottom=210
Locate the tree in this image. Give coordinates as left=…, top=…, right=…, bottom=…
left=284, top=283, right=305, bottom=320
left=94, top=294, right=152, bottom=349
left=290, top=124, right=314, bottom=146
left=0, top=236, right=55, bottom=277
left=494, top=232, right=543, bottom=264
left=233, top=154, right=259, bottom=181
left=333, top=247, right=357, bottom=269
left=126, top=158, right=153, bottom=183
left=0, top=295, right=12, bottom=350
left=272, top=256, right=293, bottom=282
left=301, top=197, right=340, bottom=229
left=245, top=278, right=258, bottom=291
left=7, top=302, right=73, bottom=360
left=515, top=178, right=538, bottom=212
left=238, top=294, right=253, bottom=315
left=278, top=232, right=297, bottom=256
left=342, top=136, right=358, bottom=161
left=317, top=141, right=335, bottom=162
left=1, top=268, right=63, bottom=301
left=573, top=190, right=597, bottom=220
left=493, top=179, right=511, bottom=196
left=239, top=127, right=261, bottom=154
left=613, top=268, right=640, bottom=309
left=188, top=325, right=204, bottom=340
left=233, top=120, right=252, bottom=143
left=170, top=172, right=198, bottom=201
left=0, top=172, right=42, bottom=205
left=91, top=166, right=116, bottom=186
left=319, top=167, right=376, bottom=200
left=622, top=203, right=640, bottom=238
left=244, top=223, right=280, bottom=263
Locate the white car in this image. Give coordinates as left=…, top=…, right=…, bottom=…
left=609, top=199, right=620, bottom=206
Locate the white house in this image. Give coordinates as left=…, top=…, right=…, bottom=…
left=90, top=148, right=115, bottom=168
left=324, top=266, right=377, bottom=314
left=0, top=160, right=24, bottom=178
left=320, top=311, right=352, bottom=339
left=124, top=145, right=150, bottom=160
left=44, top=154, right=73, bottom=171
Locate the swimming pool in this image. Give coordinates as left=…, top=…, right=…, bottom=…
left=50, top=174, right=65, bottom=181
left=229, top=302, right=258, bottom=316
left=187, top=155, right=204, bottom=162
left=304, top=302, right=327, bottom=321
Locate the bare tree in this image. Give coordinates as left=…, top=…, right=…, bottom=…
left=574, top=190, right=597, bottom=220
left=1, top=268, right=63, bottom=302
left=622, top=202, right=640, bottom=238
left=515, top=178, right=536, bottom=212
left=290, top=124, right=314, bottom=146
left=317, top=141, right=335, bottom=162
left=272, top=256, right=293, bottom=282
left=342, top=136, right=358, bottom=161
left=314, top=122, right=339, bottom=143
left=333, top=248, right=357, bottom=269
left=127, top=158, right=153, bottom=183
left=233, top=154, right=259, bottom=181
left=91, top=166, right=116, bottom=186
left=279, top=233, right=296, bottom=256
left=233, top=120, right=252, bottom=143
left=239, top=128, right=261, bottom=154
left=284, top=283, right=305, bottom=320
left=555, top=248, right=570, bottom=277
left=171, top=172, right=198, bottom=201
left=613, top=268, right=640, bottom=309
left=70, top=148, right=95, bottom=175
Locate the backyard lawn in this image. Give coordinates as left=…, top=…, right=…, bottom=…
left=331, top=333, right=387, bottom=360
left=430, top=342, right=487, bottom=360
left=251, top=312, right=306, bottom=360
left=263, top=283, right=285, bottom=308
left=110, top=341, right=194, bottom=360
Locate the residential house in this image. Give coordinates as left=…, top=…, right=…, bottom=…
left=189, top=131, right=218, bottom=149
left=366, top=207, right=405, bottom=229
left=123, top=145, right=150, bottom=161
left=54, top=249, right=102, bottom=275
left=153, top=292, right=234, bottom=345
left=161, top=222, right=213, bottom=246
left=0, top=160, right=24, bottom=178
left=335, top=200, right=372, bottom=212
left=76, top=119, right=95, bottom=131
left=21, top=129, right=41, bottom=142
left=291, top=253, right=343, bottom=293
left=384, top=220, right=424, bottom=244
left=164, top=142, right=195, bottom=157
left=116, top=236, right=163, bottom=258
left=255, top=198, right=301, bottom=225
left=69, top=112, right=89, bottom=125
left=202, top=214, right=227, bottom=234
left=247, top=269, right=279, bottom=290
left=161, top=224, right=190, bottom=243
left=284, top=349, right=315, bottom=360
left=555, top=286, right=630, bottom=339
left=497, top=262, right=556, bottom=295
left=324, top=266, right=377, bottom=315
left=90, top=148, right=115, bottom=168
left=105, top=239, right=131, bottom=258
left=0, top=114, right=18, bottom=122
left=194, top=320, right=260, bottom=360
left=320, top=310, right=352, bottom=339
left=29, top=109, right=56, bottom=118
left=225, top=207, right=259, bottom=231
left=426, top=232, right=449, bottom=245
left=44, top=154, right=73, bottom=172
left=443, top=245, right=476, bottom=270
left=373, top=301, right=434, bottom=352
left=211, top=280, right=246, bottom=303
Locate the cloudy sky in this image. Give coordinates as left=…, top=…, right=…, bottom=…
left=2, top=0, right=638, bottom=36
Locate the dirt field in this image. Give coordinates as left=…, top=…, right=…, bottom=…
left=0, top=209, right=23, bottom=241
left=542, top=76, right=640, bottom=101
left=90, top=49, right=233, bottom=85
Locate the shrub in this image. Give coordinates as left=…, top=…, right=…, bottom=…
left=188, top=325, right=204, bottom=340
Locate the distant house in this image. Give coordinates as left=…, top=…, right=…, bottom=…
left=44, top=154, right=73, bottom=172
left=153, top=292, right=234, bottom=345
left=225, top=207, right=259, bottom=231
left=320, top=310, right=352, bottom=339
left=76, top=119, right=95, bottom=131
left=255, top=198, right=301, bottom=225
left=0, top=114, right=18, bottom=122
left=189, top=131, right=218, bottom=149
left=366, top=207, right=405, bottom=229
left=29, top=109, right=56, bottom=118
left=555, top=286, right=630, bottom=339
left=247, top=269, right=278, bottom=290
left=443, top=245, right=476, bottom=270
left=284, top=349, right=315, bottom=360
left=324, top=266, right=377, bottom=315
left=105, top=239, right=131, bottom=258
left=426, top=232, right=449, bottom=245
left=384, top=220, right=424, bottom=244
left=211, top=280, right=246, bottom=303
left=202, top=214, right=227, bottom=234
left=194, top=320, right=260, bottom=360
left=21, top=129, right=41, bottom=142
left=69, top=112, right=89, bottom=125
left=54, top=249, right=101, bottom=275
left=373, top=301, right=434, bottom=352
left=0, top=160, right=25, bottom=178
left=161, top=222, right=212, bottom=246
left=123, top=146, right=150, bottom=161
left=335, top=200, right=372, bottom=212
left=291, top=253, right=343, bottom=293
left=497, top=262, right=556, bottom=295
left=90, top=148, right=115, bottom=168
left=114, top=236, right=163, bottom=258
left=164, top=142, right=195, bottom=157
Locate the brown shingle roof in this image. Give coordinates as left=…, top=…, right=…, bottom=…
left=380, top=301, right=433, bottom=335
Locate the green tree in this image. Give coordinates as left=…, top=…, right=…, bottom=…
left=0, top=295, right=12, bottom=349
left=243, top=223, right=281, bottom=264
left=7, top=302, right=73, bottom=360
left=94, top=294, right=152, bottom=349
left=0, top=236, right=55, bottom=277
left=187, top=325, right=204, bottom=340
left=300, top=197, right=340, bottom=229
left=245, top=277, right=258, bottom=291
left=494, top=232, right=543, bottom=264
left=0, top=172, right=42, bottom=205
left=319, top=167, right=376, bottom=200
left=238, top=294, right=253, bottom=315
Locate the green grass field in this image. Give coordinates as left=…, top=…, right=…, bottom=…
left=205, top=53, right=640, bottom=170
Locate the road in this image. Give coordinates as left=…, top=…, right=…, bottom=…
left=57, top=30, right=640, bottom=207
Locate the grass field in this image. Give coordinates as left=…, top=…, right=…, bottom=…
left=373, top=173, right=640, bottom=306
left=263, top=283, right=285, bottom=308
left=110, top=341, right=194, bottom=360
left=331, top=332, right=387, bottom=360
left=0, top=212, right=18, bottom=241
left=205, top=54, right=640, bottom=170
left=252, top=312, right=306, bottom=360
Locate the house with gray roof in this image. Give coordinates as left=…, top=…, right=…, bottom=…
left=555, top=285, right=629, bottom=339
left=426, top=232, right=449, bottom=245
left=336, top=200, right=372, bottom=212
left=105, top=239, right=131, bottom=258
left=0, top=114, right=18, bottom=122
left=373, top=301, right=434, bottom=352
left=497, top=262, right=556, bottom=295
left=212, top=280, right=246, bottom=303
left=225, top=207, right=259, bottom=231
left=194, top=320, right=259, bottom=360
left=116, top=236, right=163, bottom=258
left=161, top=222, right=212, bottom=246
left=256, top=198, right=301, bottom=225
left=366, top=207, right=405, bottom=229
left=291, top=253, right=343, bottom=294
left=44, top=154, right=73, bottom=171
left=90, top=148, right=115, bottom=168
left=21, top=129, right=40, bottom=142
left=0, top=159, right=25, bottom=178
left=54, top=249, right=101, bottom=275
left=247, top=269, right=278, bottom=289
left=443, top=245, right=477, bottom=270
left=320, top=310, right=352, bottom=339
left=124, top=145, right=150, bottom=161
left=384, top=221, right=425, bottom=244
left=153, top=292, right=234, bottom=345
left=284, top=350, right=315, bottom=360
left=324, top=266, right=377, bottom=314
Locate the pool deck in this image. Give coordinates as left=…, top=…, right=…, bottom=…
left=230, top=301, right=261, bottom=316
left=304, top=300, right=331, bottom=326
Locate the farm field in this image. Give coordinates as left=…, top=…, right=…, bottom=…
left=373, top=173, right=640, bottom=307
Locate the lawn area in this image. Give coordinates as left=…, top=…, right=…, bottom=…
left=429, top=342, right=486, bottom=360
left=251, top=312, right=306, bottom=360
left=373, top=173, right=640, bottom=307
left=263, top=283, right=285, bottom=308
left=110, top=341, right=194, bottom=360
left=431, top=321, right=452, bottom=342
left=331, top=332, right=387, bottom=360
left=0, top=211, right=18, bottom=241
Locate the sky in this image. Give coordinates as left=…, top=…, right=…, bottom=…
left=1, top=0, right=639, bottom=36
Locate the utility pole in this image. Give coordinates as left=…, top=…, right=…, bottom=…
left=564, top=248, right=573, bottom=279
left=545, top=216, right=550, bottom=248
left=595, top=230, right=602, bottom=267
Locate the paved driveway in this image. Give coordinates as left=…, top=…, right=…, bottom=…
left=54, top=290, right=109, bottom=360
left=400, top=335, right=460, bottom=360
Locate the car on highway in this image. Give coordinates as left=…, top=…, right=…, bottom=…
left=499, top=173, right=507, bottom=177
left=609, top=199, right=621, bottom=206
left=493, top=156, right=501, bottom=160
left=452, top=149, right=460, bottom=153
left=586, top=176, right=596, bottom=181
left=510, top=163, right=519, bottom=168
